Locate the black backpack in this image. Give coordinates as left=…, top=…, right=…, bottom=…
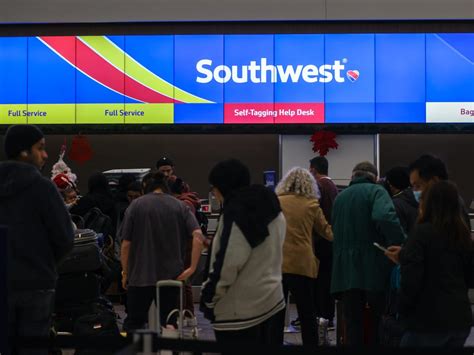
left=83, top=207, right=113, bottom=238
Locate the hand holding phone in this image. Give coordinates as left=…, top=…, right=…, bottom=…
left=373, top=242, right=389, bottom=253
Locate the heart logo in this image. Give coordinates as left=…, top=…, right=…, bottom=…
left=346, top=70, right=360, bottom=82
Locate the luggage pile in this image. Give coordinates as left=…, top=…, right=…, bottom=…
left=54, top=228, right=120, bottom=339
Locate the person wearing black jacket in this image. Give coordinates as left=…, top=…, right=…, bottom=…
left=70, top=172, right=117, bottom=236
left=0, top=125, right=74, bottom=355
left=385, top=181, right=473, bottom=347
left=385, top=167, right=418, bottom=234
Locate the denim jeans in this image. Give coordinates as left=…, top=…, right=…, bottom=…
left=8, top=289, right=55, bottom=355
left=400, top=329, right=471, bottom=347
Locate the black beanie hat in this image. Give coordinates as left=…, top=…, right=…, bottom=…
left=4, top=125, right=44, bottom=159
left=385, top=166, right=410, bottom=190
left=208, top=159, right=251, bottom=199
left=156, top=156, right=174, bottom=168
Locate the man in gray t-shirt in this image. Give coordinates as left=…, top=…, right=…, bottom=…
left=120, top=171, right=203, bottom=332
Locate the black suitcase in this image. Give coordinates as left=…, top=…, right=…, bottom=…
left=58, top=229, right=102, bottom=274
left=73, top=311, right=120, bottom=355
left=54, top=297, right=116, bottom=333
left=56, top=272, right=102, bottom=306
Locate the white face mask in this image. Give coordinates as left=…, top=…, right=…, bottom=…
left=413, top=190, right=422, bottom=203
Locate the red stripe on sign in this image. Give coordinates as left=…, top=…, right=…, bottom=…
left=77, top=40, right=178, bottom=103
left=39, top=36, right=76, bottom=65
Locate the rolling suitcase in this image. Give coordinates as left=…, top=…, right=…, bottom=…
left=56, top=272, right=102, bottom=306
left=155, top=280, right=198, bottom=355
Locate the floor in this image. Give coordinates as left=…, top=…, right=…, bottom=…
left=60, top=303, right=474, bottom=353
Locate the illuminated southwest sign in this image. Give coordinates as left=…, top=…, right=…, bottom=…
left=0, top=33, right=472, bottom=125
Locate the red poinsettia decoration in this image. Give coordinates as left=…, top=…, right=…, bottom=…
left=310, top=130, right=338, bottom=156
left=68, top=134, right=93, bottom=164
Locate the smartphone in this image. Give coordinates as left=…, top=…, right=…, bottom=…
left=373, top=242, right=388, bottom=253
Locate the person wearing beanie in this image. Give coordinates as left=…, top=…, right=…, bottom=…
left=156, top=156, right=174, bottom=177
left=3, top=124, right=47, bottom=169
left=0, top=125, right=74, bottom=355
left=385, top=166, right=418, bottom=234
left=201, top=159, right=287, bottom=346
left=330, top=161, right=405, bottom=346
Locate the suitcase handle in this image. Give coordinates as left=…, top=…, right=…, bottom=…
left=156, top=280, right=184, bottom=339
left=157, top=280, right=183, bottom=288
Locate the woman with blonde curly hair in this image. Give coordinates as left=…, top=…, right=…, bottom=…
left=276, top=167, right=333, bottom=347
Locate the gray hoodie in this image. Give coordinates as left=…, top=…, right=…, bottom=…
left=0, top=161, right=74, bottom=290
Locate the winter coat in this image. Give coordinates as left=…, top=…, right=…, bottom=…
left=279, top=194, right=332, bottom=279
left=0, top=161, right=74, bottom=290
left=399, top=223, right=473, bottom=332
left=330, top=177, right=405, bottom=294
left=200, top=185, right=286, bottom=331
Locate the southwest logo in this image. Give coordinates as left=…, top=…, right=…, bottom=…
left=196, top=58, right=353, bottom=84
left=346, top=70, right=360, bottom=82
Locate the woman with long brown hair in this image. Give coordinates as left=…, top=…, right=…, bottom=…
left=386, top=180, right=473, bottom=347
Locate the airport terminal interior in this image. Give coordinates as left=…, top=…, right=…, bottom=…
left=0, top=2, right=473, bottom=354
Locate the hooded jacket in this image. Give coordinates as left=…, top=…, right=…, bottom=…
left=0, top=161, right=74, bottom=290
left=200, top=185, right=286, bottom=331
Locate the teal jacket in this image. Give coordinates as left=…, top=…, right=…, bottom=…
left=330, top=177, right=405, bottom=294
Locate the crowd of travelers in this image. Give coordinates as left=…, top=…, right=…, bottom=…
left=1, top=124, right=473, bottom=355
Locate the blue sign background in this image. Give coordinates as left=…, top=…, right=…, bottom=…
left=0, top=33, right=473, bottom=124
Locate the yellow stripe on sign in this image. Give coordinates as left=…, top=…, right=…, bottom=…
left=124, top=103, right=173, bottom=124
left=78, top=36, right=125, bottom=71
left=27, top=104, right=75, bottom=124
left=0, top=105, right=28, bottom=124
left=76, top=104, right=125, bottom=124
left=79, top=36, right=212, bottom=104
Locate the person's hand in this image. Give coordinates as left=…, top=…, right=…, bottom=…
left=121, top=272, right=128, bottom=290
left=385, top=246, right=402, bottom=264
left=177, top=267, right=195, bottom=281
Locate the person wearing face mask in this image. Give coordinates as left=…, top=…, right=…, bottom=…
left=384, top=181, right=473, bottom=347
left=408, top=155, right=469, bottom=226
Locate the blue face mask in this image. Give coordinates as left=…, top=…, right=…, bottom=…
left=413, top=190, right=422, bottom=203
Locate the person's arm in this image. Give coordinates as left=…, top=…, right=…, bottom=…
left=393, top=199, right=409, bottom=235
left=121, top=240, right=131, bottom=289
left=201, top=222, right=252, bottom=318
left=177, top=229, right=204, bottom=280
left=313, top=204, right=333, bottom=241
left=398, top=226, right=425, bottom=313
left=43, top=182, right=74, bottom=264
left=118, top=203, right=135, bottom=290
left=385, top=245, right=402, bottom=264
left=371, top=187, right=406, bottom=246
